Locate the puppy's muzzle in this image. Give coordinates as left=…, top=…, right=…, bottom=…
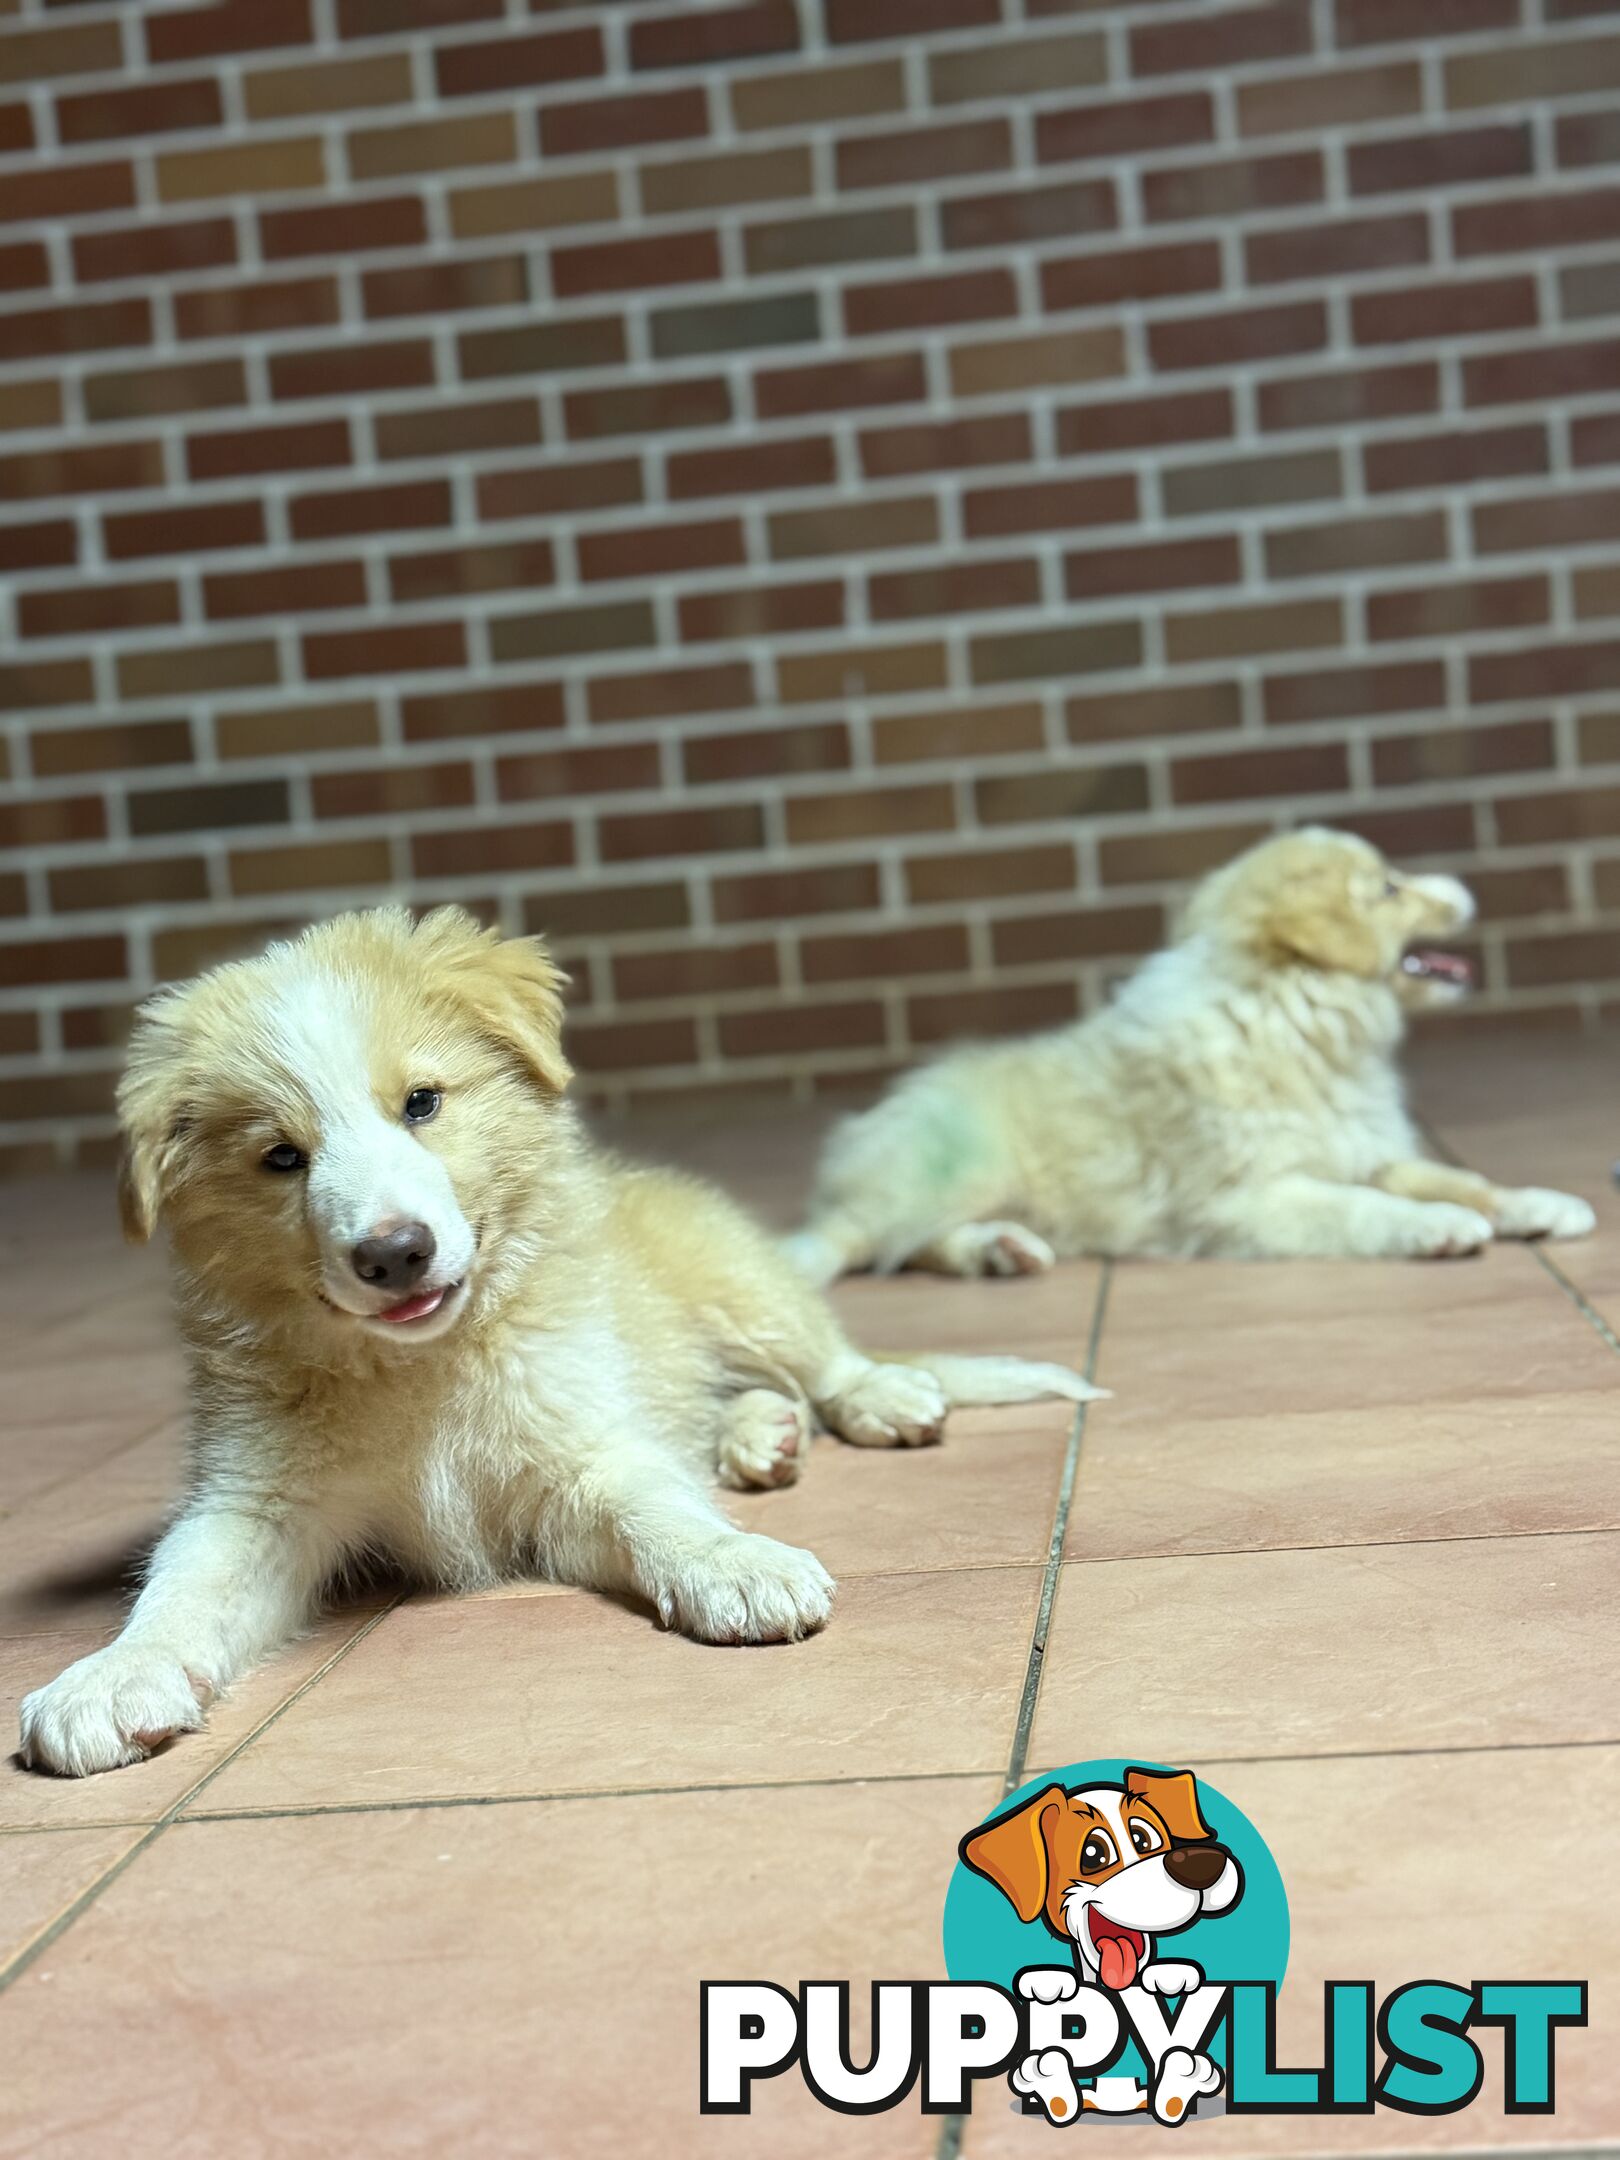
left=1164, top=1844, right=1228, bottom=1893
left=351, top=1220, right=436, bottom=1295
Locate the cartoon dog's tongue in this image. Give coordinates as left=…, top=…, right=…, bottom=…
left=1088, top=1909, right=1146, bottom=1990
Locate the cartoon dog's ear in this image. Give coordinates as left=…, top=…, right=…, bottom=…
left=960, top=1785, right=1068, bottom=1923
left=417, top=907, right=572, bottom=1096
left=1125, top=1767, right=1213, bottom=1846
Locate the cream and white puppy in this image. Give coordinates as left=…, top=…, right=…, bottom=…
left=790, top=828, right=1595, bottom=1277
left=19, top=907, right=1097, bottom=1778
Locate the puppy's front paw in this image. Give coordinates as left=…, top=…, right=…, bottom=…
left=655, top=1533, right=834, bottom=1645
left=1408, top=1202, right=1494, bottom=1257
left=823, top=1363, right=947, bottom=1448
left=1152, top=2046, right=1222, bottom=2125
left=1011, top=2048, right=1081, bottom=2124
left=1138, top=1959, right=1203, bottom=1997
left=936, top=1221, right=1055, bottom=1278
left=1494, top=1187, right=1597, bottom=1242
left=1018, top=1966, right=1080, bottom=2004
left=20, top=1644, right=210, bottom=1777
left=718, top=1389, right=811, bottom=1490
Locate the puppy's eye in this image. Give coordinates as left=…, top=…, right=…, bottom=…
left=1383, top=878, right=1401, bottom=899
left=1080, top=1832, right=1117, bottom=1874
left=403, top=1086, right=441, bottom=1124
left=262, top=1142, right=307, bottom=1174
left=1128, top=1819, right=1164, bottom=1856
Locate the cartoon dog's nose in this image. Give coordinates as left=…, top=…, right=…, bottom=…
left=1165, top=1845, right=1227, bottom=1892
left=351, top=1221, right=435, bottom=1294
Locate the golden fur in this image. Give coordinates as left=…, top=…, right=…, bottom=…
left=789, top=828, right=1596, bottom=1279
left=21, top=907, right=1094, bottom=1777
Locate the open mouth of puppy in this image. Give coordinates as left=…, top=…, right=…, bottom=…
left=320, top=1279, right=467, bottom=1331
left=1087, top=1907, right=1147, bottom=1990
left=1401, top=948, right=1475, bottom=989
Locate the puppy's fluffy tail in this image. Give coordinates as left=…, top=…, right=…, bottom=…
left=899, top=1353, right=1108, bottom=1407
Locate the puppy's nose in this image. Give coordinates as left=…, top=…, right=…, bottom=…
left=1165, top=1845, right=1226, bottom=1892
left=351, top=1221, right=435, bottom=1294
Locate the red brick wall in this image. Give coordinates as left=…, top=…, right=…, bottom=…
left=2, top=0, right=1619, bottom=1168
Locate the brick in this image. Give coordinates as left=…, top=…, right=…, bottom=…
left=103, top=499, right=263, bottom=561
left=1167, top=598, right=1342, bottom=665
left=1068, top=683, right=1244, bottom=743
left=0, top=298, right=150, bottom=367
left=1067, top=534, right=1241, bottom=600
left=0, top=19, right=122, bottom=82
left=362, top=256, right=528, bottom=322
left=845, top=269, right=1016, bottom=338
left=1350, top=121, right=1532, bottom=200
left=188, top=417, right=349, bottom=483
left=261, top=195, right=427, bottom=259
left=0, top=160, right=134, bottom=228
left=0, top=517, right=76, bottom=575
left=756, top=352, right=925, bottom=420
left=731, top=56, right=905, bottom=131
left=1142, top=150, right=1323, bottom=226
left=391, top=540, right=555, bottom=607
left=1133, top=0, right=1311, bottom=74
left=1368, top=573, right=1550, bottom=643
left=1495, top=785, right=1620, bottom=845
left=873, top=700, right=1045, bottom=765
left=1573, top=413, right=1620, bottom=467
left=1373, top=718, right=1553, bottom=788
left=51, top=857, right=208, bottom=912
left=1456, top=186, right=1620, bottom=259
left=0, top=656, right=95, bottom=712
left=1562, top=261, right=1620, bottom=319
left=1238, top=60, right=1424, bottom=137
left=204, top=560, right=368, bottom=622
left=869, top=556, right=1041, bottom=620
left=746, top=204, right=917, bottom=278
left=1557, top=110, right=1620, bottom=169
left=1474, top=486, right=1620, bottom=554
left=1258, top=360, right=1439, bottom=432
left=490, top=599, right=655, bottom=666
left=285, top=478, right=449, bottom=544
left=1337, top=0, right=1516, bottom=39
left=58, top=76, right=222, bottom=143
left=1447, top=32, right=1620, bottom=108
left=785, top=783, right=954, bottom=846
left=1352, top=275, right=1537, bottom=346
left=1246, top=212, right=1428, bottom=287
left=992, top=905, right=1162, bottom=969
left=270, top=339, right=435, bottom=402
left=1473, top=640, right=1620, bottom=704
left=777, top=640, right=947, bottom=704
left=667, top=435, right=834, bottom=499
left=565, top=377, right=727, bottom=440
left=906, top=842, right=1074, bottom=906
left=977, top=763, right=1150, bottom=825
left=479, top=456, right=643, bottom=521
left=1164, top=446, right=1342, bottom=517
left=1149, top=300, right=1326, bottom=372
left=969, top=621, right=1143, bottom=686
left=652, top=290, right=819, bottom=360
left=1584, top=711, right=1620, bottom=763
left=910, top=982, right=1078, bottom=1043
left=1099, top=822, right=1269, bottom=887
left=147, top=0, right=310, bottom=61
left=630, top=0, right=796, bottom=69
left=117, top=641, right=278, bottom=702
left=337, top=0, right=500, bottom=33
left=72, top=216, right=236, bottom=286
left=129, top=778, right=289, bottom=838
left=943, top=29, right=1108, bottom=104
left=497, top=743, right=659, bottom=802
left=312, top=762, right=474, bottom=820
left=1575, top=564, right=1620, bottom=618
left=554, top=230, right=721, bottom=301
left=0, top=238, right=46, bottom=292
left=20, top=579, right=179, bottom=639
left=963, top=471, right=1137, bottom=539
left=349, top=110, right=516, bottom=182
left=401, top=682, right=564, bottom=744
left=0, top=1072, right=120, bottom=1122
left=244, top=51, right=416, bottom=119
left=825, top=0, right=998, bottom=39
left=176, top=275, right=339, bottom=342
left=579, top=516, right=745, bottom=582
left=436, top=24, right=602, bottom=95
left=0, top=792, right=103, bottom=845
left=541, top=85, right=707, bottom=157
left=642, top=145, right=811, bottom=218
left=1450, top=863, right=1569, bottom=919
left=860, top=412, right=1033, bottom=479
left=942, top=177, right=1116, bottom=252
left=837, top=117, right=1012, bottom=191
left=1362, top=420, right=1547, bottom=492
left=1038, top=89, right=1214, bottom=165
left=588, top=661, right=753, bottom=725
left=231, top=839, right=394, bottom=897
left=601, top=803, right=764, bottom=863
left=217, top=698, right=378, bottom=760
left=683, top=719, right=850, bottom=783
left=449, top=170, right=618, bottom=241
left=713, top=862, right=880, bottom=923
left=1042, top=240, right=1222, bottom=312
left=771, top=496, right=937, bottom=560
left=1506, top=929, right=1620, bottom=988
left=462, top=317, right=627, bottom=384
left=1264, top=658, right=1444, bottom=726
left=680, top=580, right=846, bottom=643
left=951, top=326, right=1124, bottom=398
left=0, top=936, right=124, bottom=988
left=803, top=925, right=970, bottom=985
left=616, top=943, right=779, bottom=1002
left=1057, top=386, right=1233, bottom=456
left=304, top=622, right=466, bottom=680
left=1264, top=508, right=1447, bottom=581
left=721, top=999, right=884, bottom=1061
left=376, top=399, right=538, bottom=463
left=0, top=101, right=26, bottom=155
left=158, top=137, right=325, bottom=204
left=30, top=718, right=190, bottom=777
left=526, top=882, right=684, bottom=938
left=1463, top=336, right=1620, bottom=406
left=1174, top=742, right=1350, bottom=806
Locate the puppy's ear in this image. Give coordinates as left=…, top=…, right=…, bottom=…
left=116, top=987, right=194, bottom=1243
left=960, top=1785, right=1067, bottom=1923
left=417, top=907, right=571, bottom=1095
left=1185, top=830, right=1383, bottom=977
left=1125, top=1767, right=1213, bottom=1846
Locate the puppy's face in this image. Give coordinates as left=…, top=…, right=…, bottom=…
left=117, top=907, right=572, bottom=1351
left=1184, top=826, right=1475, bottom=1004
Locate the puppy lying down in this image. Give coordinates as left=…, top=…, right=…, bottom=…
left=21, top=907, right=1096, bottom=1778
left=789, top=827, right=1595, bottom=1282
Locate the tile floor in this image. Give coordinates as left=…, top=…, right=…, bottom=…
left=0, top=1033, right=1616, bottom=2157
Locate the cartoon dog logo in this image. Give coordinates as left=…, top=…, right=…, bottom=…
left=960, top=1766, right=1244, bottom=2124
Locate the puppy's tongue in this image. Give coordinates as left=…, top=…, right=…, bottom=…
left=1403, top=948, right=1474, bottom=987
left=375, top=1285, right=447, bottom=1325
left=1088, top=1912, right=1145, bottom=1990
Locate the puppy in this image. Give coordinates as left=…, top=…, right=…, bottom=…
left=788, top=828, right=1596, bottom=1277
left=20, top=907, right=1098, bottom=1778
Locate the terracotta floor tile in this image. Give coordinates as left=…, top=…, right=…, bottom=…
left=0, top=1825, right=144, bottom=1970
left=187, top=1565, right=1042, bottom=1816
left=0, top=1426, right=185, bottom=1641
left=1029, top=1530, right=1619, bottom=1769
left=0, top=1415, right=173, bottom=1515
left=0, top=1774, right=990, bottom=2159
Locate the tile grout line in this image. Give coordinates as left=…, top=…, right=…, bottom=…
left=0, top=1598, right=400, bottom=1999
left=935, top=1256, right=1113, bottom=2160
